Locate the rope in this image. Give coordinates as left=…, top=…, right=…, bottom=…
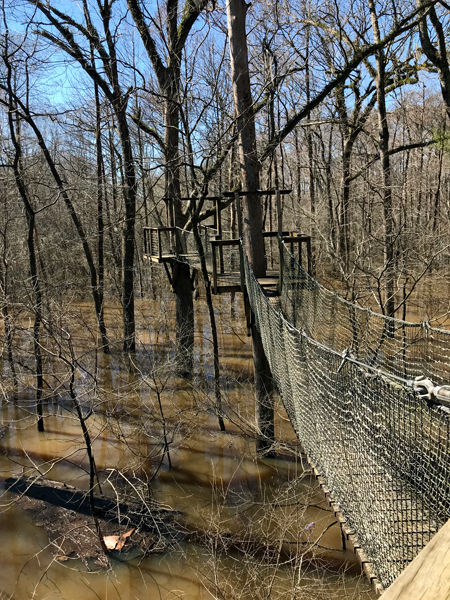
left=280, top=242, right=450, bottom=385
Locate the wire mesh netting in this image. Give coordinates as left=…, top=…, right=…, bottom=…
left=280, top=243, right=450, bottom=385
left=243, top=246, right=450, bottom=589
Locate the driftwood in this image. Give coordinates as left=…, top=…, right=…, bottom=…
left=5, top=476, right=181, bottom=565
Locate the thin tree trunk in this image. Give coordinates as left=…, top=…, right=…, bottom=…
left=66, top=341, right=109, bottom=560
left=11, top=91, right=111, bottom=353
left=114, top=105, right=136, bottom=353
left=193, top=222, right=226, bottom=432
left=4, top=58, right=44, bottom=431
left=0, top=265, right=17, bottom=389
left=92, top=58, right=109, bottom=353
left=305, top=26, right=316, bottom=274
left=369, top=0, right=395, bottom=324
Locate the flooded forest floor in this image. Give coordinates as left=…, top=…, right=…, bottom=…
left=0, top=291, right=377, bottom=600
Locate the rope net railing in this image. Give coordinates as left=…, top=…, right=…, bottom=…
left=243, top=248, right=450, bottom=589
left=280, top=243, right=450, bottom=385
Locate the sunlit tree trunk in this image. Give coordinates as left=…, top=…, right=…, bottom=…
left=369, top=0, right=395, bottom=320
left=227, top=0, right=274, bottom=456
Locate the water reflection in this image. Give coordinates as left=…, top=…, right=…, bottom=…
left=0, top=296, right=375, bottom=599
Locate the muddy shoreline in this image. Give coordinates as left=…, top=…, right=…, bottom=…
left=5, top=476, right=180, bottom=566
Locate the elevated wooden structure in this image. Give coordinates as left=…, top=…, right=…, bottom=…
left=143, top=190, right=312, bottom=295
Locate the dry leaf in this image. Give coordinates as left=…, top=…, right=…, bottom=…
left=56, top=555, right=68, bottom=561
left=103, top=535, right=120, bottom=550
left=116, top=529, right=134, bottom=551
left=103, top=529, right=134, bottom=551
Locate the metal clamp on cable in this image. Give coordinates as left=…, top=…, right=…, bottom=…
left=337, top=348, right=350, bottom=373
left=414, top=375, right=450, bottom=409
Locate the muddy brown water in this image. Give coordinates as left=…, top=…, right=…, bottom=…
left=0, top=294, right=375, bottom=599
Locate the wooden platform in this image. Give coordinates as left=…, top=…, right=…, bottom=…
left=214, top=270, right=280, bottom=294
left=143, top=253, right=176, bottom=263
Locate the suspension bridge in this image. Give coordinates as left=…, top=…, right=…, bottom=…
left=143, top=192, right=450, bottom=597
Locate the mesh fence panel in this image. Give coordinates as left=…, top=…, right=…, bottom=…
left=243, top=248, right=450, bottom=588
left=280, top=243, right=450, bottom=385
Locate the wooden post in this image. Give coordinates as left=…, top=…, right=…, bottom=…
left=277, top=190, right=283, bottom=294
left=215, top=198, right=225, bottom=273
left=306, top=237, right=312, bottom=274
left=212, top=241, right=218, bottom=294
left=157, top=228, right=163, bottom=261
left=215, top=198, right=222, bottom=237
left=235, top=192, right=245, bottom=292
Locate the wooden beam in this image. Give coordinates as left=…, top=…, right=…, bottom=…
left=277, top=190, right=283, bottom=294
left=263, top=231, right=290, bottom=237
left=283, top=235, right=311, bottom=243
left=212, top=242, right=218, bottom=295
left=222, top=189, right=291, bottom=197
left=211, top=239, right=240, bottom=247
left=164, top=190, right=292, bottom=201
left=143, top=227, right=176, bottom=232
left=157, top=228, right=163, bottom=261
left=306, top=237, right=313, bottom=275
left=235, top=192, right=245, bottom=293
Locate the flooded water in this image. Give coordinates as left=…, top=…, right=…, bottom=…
left=0, top=293, right=375, bottom=599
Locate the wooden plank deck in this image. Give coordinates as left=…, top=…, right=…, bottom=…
left=214, top=270, right=280, bottom=294
left=143, top=253, right=176, bottom=263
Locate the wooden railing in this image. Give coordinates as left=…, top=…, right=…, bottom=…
left=210, top=232, right=312, bottom=294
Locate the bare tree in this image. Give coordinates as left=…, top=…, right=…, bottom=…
left=227, top=0, right=274, bottom=456
left=29, top=0, right=138, bottom=352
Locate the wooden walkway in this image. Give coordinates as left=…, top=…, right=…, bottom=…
left=213, top=270, right=280, bottom=294
left=380, top=517, right=450, bottom=599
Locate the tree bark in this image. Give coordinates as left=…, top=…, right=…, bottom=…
left=163, top=74, right=195, bottom=375
left=92, top=51, right=109, bottom=354
left=227, top=0, right=266, bottom=276
left=227, top=0, right=274, bottom=456
left=114, top=104, right=137, bottom=353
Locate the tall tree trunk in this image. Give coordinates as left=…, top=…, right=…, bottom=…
left=92, top=54, right=110, bottom=354
left=9, top=135, right=44, bottom=430
left=114, top=104, right=136, bottom=353
left=227, top=0, right=274, bottom=456
left=164, top=74, right=195, bottom=376
left=106, top=123, right=122, bottom=271
left=305, top=25, right=316, bottom=275
left=369, top=0, right=395, bottom=321
left=418, top=3, right=450, bottom=119
left=340, top=143, right=352, bottom=272
left=227, top=0, right=265, bottom=275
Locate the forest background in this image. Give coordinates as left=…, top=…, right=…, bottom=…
left=1, top=0, right=450, bottom=595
